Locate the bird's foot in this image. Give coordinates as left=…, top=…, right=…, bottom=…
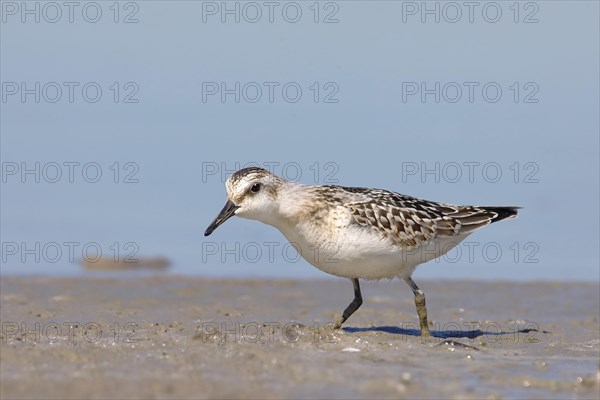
left=416, top=322, right=437, bottom=343
left=420, top=327, right=433, bottom=340
left=332, top=317, right=344, bottom=330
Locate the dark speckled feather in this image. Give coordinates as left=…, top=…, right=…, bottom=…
left=324, top=186, right=519, bottom=249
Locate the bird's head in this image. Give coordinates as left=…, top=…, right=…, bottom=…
left=204, top=167, right=283, bottom=236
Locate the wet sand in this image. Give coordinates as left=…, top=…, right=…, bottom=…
left=1, top=276, right=599, bottom=399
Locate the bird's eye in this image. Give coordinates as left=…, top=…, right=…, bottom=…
left=250, top=183, right=261, bottom=193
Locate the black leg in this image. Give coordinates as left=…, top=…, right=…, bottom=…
left=334, top=278, right=363, bottom=329
left=405, top=277, right=431, bottom=337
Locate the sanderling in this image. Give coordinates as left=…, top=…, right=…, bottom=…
left=205, top=167, right=519, bottom=337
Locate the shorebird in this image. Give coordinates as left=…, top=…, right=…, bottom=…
left=204, top=167, right=519, bottom=337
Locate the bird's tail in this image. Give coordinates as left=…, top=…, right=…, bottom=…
left=480, top=206, right=521, bottom=223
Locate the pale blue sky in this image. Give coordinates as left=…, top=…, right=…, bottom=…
left=1, top=1, right=598, bottom=281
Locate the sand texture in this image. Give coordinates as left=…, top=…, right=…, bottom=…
left=1, top=276, right=599, bottom=399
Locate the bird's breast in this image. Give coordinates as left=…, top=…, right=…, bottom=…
left=273, top=216, right=409, bottom=279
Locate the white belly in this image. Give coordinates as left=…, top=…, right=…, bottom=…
left=276, top=221, right=471, bottom=280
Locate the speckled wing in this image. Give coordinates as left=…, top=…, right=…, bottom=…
left=335, top=187, right=518, bottom=249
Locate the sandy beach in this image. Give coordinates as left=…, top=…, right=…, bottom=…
left=1, top=276, right=598, bottom=399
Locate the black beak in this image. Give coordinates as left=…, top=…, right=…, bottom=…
left=204, top=200, right=240, bottom=236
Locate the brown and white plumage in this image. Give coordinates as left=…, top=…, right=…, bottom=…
left=205, top=167, right=520, bottom=333
left=340, top=187, right=518, bottom=249
left=206, top=167, right=519, bottom=279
